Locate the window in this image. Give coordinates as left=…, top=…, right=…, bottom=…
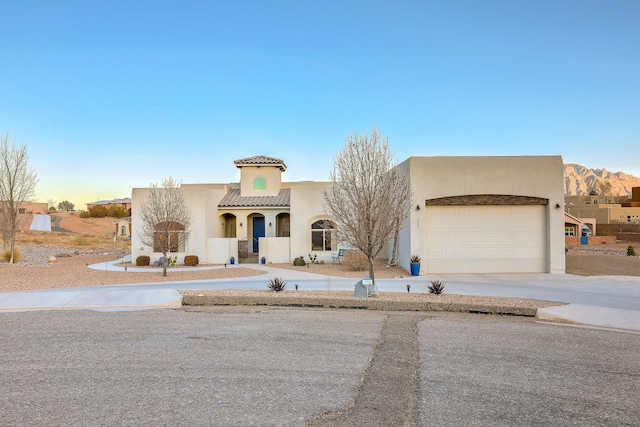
left=311, top=220, right=336, bottom=251
left=565, top=226, right=575, bottom=237
left=153, top=221, right=186, bottom=253
left=253, top=177, right=266, bottom=190
left=121, top=226, right=127, bottom=236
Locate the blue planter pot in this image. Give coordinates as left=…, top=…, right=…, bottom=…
left=410, top=262, right=420, bottom=276
left=261, top=257, right=266, bottom=264
left=230, top=258, right=235, bottom=265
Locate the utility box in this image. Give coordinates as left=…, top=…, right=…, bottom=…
left=354, top=277, right=374, bottom=297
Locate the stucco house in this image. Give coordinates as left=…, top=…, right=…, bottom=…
left=131, top=155, right=566, bottom=274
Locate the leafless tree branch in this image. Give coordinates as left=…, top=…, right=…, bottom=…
left=324, top=127, right=413, bottom=291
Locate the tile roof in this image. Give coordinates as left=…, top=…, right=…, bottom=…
left=234, top=155, right=287, bottom=171
left=218, top=188, right=290, bottom=208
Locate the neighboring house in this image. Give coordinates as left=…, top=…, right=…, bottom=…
left=0, top=201, right=48, bottom=214
left=565, top=187, right=640, bottom=224
left=131, top=155, right=566, bottom=274
left=564, top=212, right=609, bottom=246
left=86, top=197, right=132, bottom=212
left=115, top=217, right=132, bottom=237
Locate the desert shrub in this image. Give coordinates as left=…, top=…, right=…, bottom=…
left=628, top=245, right=636, bottom=257
left=343, top=251, right=368, bottom=271
left=107, top=205, right=129, bottom=218
left=73, top=235, right=90, bottom=246
left=1, top=247, right=23, bottom=263
left=48, top=207, right=57, bottom=213
left=184, top=255, right=199, bottom=266
left=293, top=256, right=306, bottom=266
left=88, top=205, right=108, bottom=218
left=268, top=276, right=287, bottom=292
left=136, top=255, right=150, bottom=266
left=79, top=210, right=90, bottom=218
left=428, top=280, right=445, bottom=294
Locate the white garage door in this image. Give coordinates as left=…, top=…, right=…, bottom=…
left=425, top=205, right=546, bottom=273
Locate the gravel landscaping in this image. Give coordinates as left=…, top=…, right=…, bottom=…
left=2, top=244, right=638, bottom=313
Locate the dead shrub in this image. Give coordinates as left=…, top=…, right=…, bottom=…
left=184, top=255, right=199, bottom=266
left=73, top=235, right=90, bottom=246
left=1, top=247, right=23, bottom=263
left=343, top=250, right=368, bottom=271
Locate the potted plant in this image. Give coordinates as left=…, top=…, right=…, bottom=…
left=230, top=256, right=235, bottom=265
left=410, top=254, right=421, bottom=276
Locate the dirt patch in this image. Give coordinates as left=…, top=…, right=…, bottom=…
left=566, top=244, right=640, bottom=276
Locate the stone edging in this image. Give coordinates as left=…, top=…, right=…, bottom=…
left=181, top=294, right=540, bottom=317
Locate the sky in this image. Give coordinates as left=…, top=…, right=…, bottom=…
left=1, top=0, right=639, bottom=208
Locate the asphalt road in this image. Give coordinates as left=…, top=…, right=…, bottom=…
left=1, top=308, right=638, bottom=426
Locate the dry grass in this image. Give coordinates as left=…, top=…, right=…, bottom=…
left=15, top=230, right=130, bottom=251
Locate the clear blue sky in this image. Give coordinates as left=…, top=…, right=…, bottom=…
left=1, top=0, right=638, bottom=208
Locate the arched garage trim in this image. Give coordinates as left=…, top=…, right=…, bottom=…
left=425, top=194, right=548, bottom=206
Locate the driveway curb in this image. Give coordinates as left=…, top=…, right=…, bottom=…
left=181, top=293, right=540, bottom=316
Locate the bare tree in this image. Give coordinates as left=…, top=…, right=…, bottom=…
left=0, top=131, right=38, bottom=263
left=324, top=127, right=413, bottom=292
left=138, top=177, right=192, bottom=276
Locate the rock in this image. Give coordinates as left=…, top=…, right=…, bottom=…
left=48, top=256, right=56, bottom=262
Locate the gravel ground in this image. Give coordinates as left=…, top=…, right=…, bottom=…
left=2, top=245, right=638, bottom=311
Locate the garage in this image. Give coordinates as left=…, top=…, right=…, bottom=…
left=424, top=198, right=548, bottom=273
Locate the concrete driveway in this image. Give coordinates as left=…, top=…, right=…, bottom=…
left=1, top=261, right=639, bottom=330
left=29, top=213, right=51, bottom=231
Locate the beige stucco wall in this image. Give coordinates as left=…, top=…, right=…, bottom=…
left=397, top=155, right=566, bottom=274
left=289, top=182, right=334, bottom=263
left=131, top=186, right=225, bottom=264
left=239, top=166, right=282, bottom=197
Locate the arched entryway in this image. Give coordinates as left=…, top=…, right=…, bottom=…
left=249, top=213, right=265, bottom=253
left=276, top=213, right=290, bottom=237
left=221, top=213, right=236, bottom=238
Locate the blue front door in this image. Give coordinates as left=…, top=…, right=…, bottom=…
left=253, top=217, right=265, bottom=252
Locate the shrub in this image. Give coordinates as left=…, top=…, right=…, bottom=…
left=88, top=205, right=108, bottom=218
left=79, top=210, right=90, bottom=218
left=293, top=256, right=306, bottom=266
left=410, top=254, right=421, bottom=263
left=136, top=255, right=150, bottom=266
left=1, top=247, right=23, bottom=263
left=628, top=245, right=636, bottom=257
left=73, top=235, right=90, bottom=246
left=428, top=280, right=445, bottom=295
left=184, top=255, right=199, bottom=266
left=344, top=251, right=368, bottom=271
left=108, top=205, right=129, bottom=218
left=268, top=276, right=287, bottom=292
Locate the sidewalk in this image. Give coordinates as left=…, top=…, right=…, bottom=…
left=2, top=260, right=639, bottom=332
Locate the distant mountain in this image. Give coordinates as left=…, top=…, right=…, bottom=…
left=564, top=164, right=640, bottom=196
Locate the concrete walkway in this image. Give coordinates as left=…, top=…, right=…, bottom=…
left=2, top=260, right=640, bottom=332
left=29, top=214, right=51, bottom=231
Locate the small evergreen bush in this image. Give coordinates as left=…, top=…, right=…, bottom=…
left=268, top=277, right=287, bottom=292
left=344, top=251, right=368, bottom=271
left=79, top=210, right=90, bottom=218
left=628, top=245, right=636, bottom=257
left=136, top=255, right=150, bottom=266
left=293, top=256, right=306, bottom=266
left=184, top=255, right=199, bottom=266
